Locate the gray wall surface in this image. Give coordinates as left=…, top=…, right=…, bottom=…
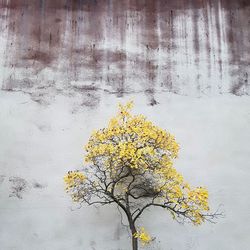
left=0, top=1, right=250, bottom=249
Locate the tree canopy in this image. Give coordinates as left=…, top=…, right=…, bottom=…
left=64, top=101, right=219, bottom=249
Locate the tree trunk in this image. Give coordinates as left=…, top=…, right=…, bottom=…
left=131, top=232, right=138, bottom=250
left=129, top=219, right=138, bottom=250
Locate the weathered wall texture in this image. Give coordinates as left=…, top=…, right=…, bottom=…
left=0, top=0, right=250, bottom=105
left=0, top=1, right=250, bottom=250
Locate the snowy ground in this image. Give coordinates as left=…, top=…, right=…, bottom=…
left=0, top=90, right=249, bottom=250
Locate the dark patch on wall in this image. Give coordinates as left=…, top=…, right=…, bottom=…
left=230, top=72, right=249, bottom=96
left=32, top=181, right=46, bottom=189
left=90, top=240, right=96, bottom=250
left=81, top=91, right=100, bottom=108
left=22, top=49, right=54, bottom=65
left=9, top=176, right=28, bottom=199
left=2, top=78, right=34, bottom=91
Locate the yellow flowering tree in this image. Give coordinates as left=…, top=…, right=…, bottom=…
left=64, top=101, right=220, bottom=250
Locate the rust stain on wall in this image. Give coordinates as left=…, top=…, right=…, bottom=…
left=0, top=0, right=249, bottom=105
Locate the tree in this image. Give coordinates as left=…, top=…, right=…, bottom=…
left=64, top=101, right=220, bottom=250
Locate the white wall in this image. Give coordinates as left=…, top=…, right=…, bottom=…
left=0, top=92, right=250, bottom=250
left=0, top=1, right=250, bottom=249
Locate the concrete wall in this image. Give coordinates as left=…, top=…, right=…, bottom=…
left=0, top=1, right=249, bottom=249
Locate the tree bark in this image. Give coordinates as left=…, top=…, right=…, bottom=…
left=131, top=232, right=138, bottom=250
left=129, top=219, right=138, bottom=250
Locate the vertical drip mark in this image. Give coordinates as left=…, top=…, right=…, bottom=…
left=183, top=2, right=189, bottom=69
left=2, top=1, right=15, bottom=90
left=179, top=0, right=191, bottom=94
left=63, top=4, right=74, bottom=83
left=223, top=1, right=245, bottom=95
left=132, top=1, right=144, bottom=94
left=192, top=8, right=199, bottom=56
left=19, top=0, right=27, bottom=47
left=91, top=2, right=104, bottom=90
left=0, top=2, right=10, bottom=89
left=159, top=7, right=175, bottom=94
left=144, top=0, right=159, bottom=104
left=214, top=0, right=223, bottom=83
left=70, top=1, right=78, bottom=81
left=169, top=9, right=175, bottom=93
left=208, top=2, right=216, bottom=94
left=191, top=3, right=201, bottom=95
left=218, top=2, right=230, bottom=94
left=116, top=0, right=126, bottom=97
left=156, top=0, right=162, bottom=96
left=102, top=0, right=112, bottom=94
left=38, top=0, right=45, bottom=50
left=203, top=1, right=211, bottom=80
left=226, top=2, right=237, bottom=65
left=39, top=0, right=45, bottom=17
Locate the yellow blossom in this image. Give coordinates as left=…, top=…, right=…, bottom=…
left=133, top=227, right=151, bottom=245
left=64, top=171, right=86, bottom=201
